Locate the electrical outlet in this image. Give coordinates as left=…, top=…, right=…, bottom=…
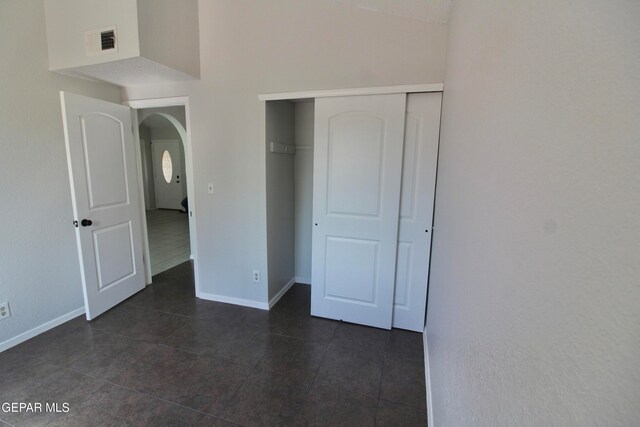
left=0, top=302, right=10, bottom=321
left=252, top=270, right=260, bottom=283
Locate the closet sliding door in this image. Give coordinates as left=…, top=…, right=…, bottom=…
left=311, top=94, right=406, bottom=329
left=393, top=92, right=442, bottom=331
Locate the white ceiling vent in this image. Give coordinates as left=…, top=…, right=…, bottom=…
left=85, top=26, right=117, bottom=56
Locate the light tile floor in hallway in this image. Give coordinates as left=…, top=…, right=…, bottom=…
left=146, top=209, right=190, bottom=276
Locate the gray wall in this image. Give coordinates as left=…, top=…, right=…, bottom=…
left=427, top=0, right=640, bottom=425
left=293, top=102, right=314, bottom=284
left=138, top=106, right=186, bottom=129
left=266, top=101, right=295, bottom=301
left=0, top=1, right=122, bottom=348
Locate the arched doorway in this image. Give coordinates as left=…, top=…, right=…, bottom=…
left=138, top=109, right=192, bottom=277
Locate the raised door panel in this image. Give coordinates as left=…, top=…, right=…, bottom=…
left=324, top=237, right=379, bottom=305
left=393, top=241, right=413, bottom=309
left=81, top=113, right=129, bottom=210
left=93, top=221, right=136, bottom=290
left=327, top=114, right=383, bottom=217
left=399, top=114, right=420, bottom=220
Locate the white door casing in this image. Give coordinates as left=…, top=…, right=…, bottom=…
left=151, top=140, right=184, bottom=210
left=393, top=92, right=442, bottom=331
left=61, top=92, right=145, bottom=320
left=311, top=94, right=407, bottom=329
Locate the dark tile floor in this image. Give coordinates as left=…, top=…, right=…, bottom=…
left=0, top=261, right=427, bottom=426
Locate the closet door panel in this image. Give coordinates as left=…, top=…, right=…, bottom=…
left=327, top=114, right=383, bottom=216
left=311, top=93, right=406, bottom=329
left=393, top=92, right=442, bottom=331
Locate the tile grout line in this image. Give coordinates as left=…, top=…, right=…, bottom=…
left=306, top=321, right=339, bottom=394
left=0, top=416, right=16, bottom=427
left=211, top=335, right=281, bottom=424
left=374, top=335, right=391, bottom=426
left=61, top=337, right=254, bottom=426
left=99, top=380, right=244, bottom=426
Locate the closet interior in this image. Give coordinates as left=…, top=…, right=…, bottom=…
left=265, top=90, right=442, bottom=332
left=265, top=98, right=315, bottom=292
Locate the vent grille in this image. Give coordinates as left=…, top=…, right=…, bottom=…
left=100, top=30, right=116, bottom=51
left=85, top=26, right=117, bottom=56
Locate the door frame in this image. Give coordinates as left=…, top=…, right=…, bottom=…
left=124, top=96, right=200, bottom=295
left=259, top=84, right=444, bottom=327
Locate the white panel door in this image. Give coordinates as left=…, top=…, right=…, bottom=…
left=393, top=92, right=442, bottom=331
left=152, top=140, right=184, bottom=209
left=61, top=92, right=145, bottom=320
left=311, top=94, right=406, bottom=329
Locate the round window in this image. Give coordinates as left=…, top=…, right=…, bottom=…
left=161, top=150, right=173, bottom=183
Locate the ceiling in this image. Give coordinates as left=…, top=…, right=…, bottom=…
left=334, top=0, right=452, bottom=23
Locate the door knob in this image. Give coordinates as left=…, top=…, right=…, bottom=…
left=81, top=219, right=93, bottom=227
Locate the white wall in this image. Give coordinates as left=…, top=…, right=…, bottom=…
left=137, top=0, right=200, bottom=78
left=293, top=102, right=314, bottom=284
left=44, top=0, right=140, bottom=70
left=149, top=125, right=181, bottom=142
left=44, top=0, right=199, bottom=80
left=427, top=0, right=640, bottom=425
left=266, top=101, right=295, bottom=301
left=138, top=106, right=186, bottom=129
left=0, top=1, right=122, bottom=348
left=122, top=0, right=447, bottom=306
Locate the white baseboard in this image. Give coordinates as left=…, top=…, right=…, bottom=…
left=268, top=277, right=296, bottom=309
left=424, top=329, right=434, bottom=427
left=295, top=276, right=311, bottom=285
left=198, top=291, right=269, bottom=310
left=0, top=307, right=85, bottom=353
